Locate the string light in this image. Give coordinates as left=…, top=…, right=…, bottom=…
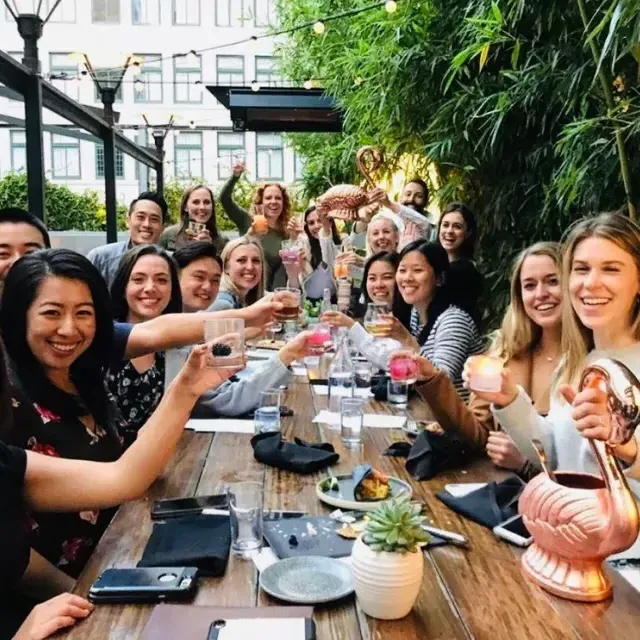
left=303, top=79, right=314, bottom=90
left=385, top=0, right=397, bottom=12
left=251, top=80, right=261, bottom=92
left=186, top=50, right=199, bottom=65
left=313, top=21, right=325, bottom=35
left=189, top=120, right=196, bottom=129
left=134, top=78, right=144, bottom=92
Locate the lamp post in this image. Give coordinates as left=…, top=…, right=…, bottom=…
left=141, top=114, right=176, bottom=198
left=70, top=52, right=142, bottom=243
left=2, top=1, right=63, bottom=220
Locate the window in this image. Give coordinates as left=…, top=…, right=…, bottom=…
left=10, top=131, right=26, bottom=172
left=256, top=133, right=283, bottom=180
left=172, top=0, right=199, bottom=25
left=216, top=56, right=244, bottom=86
left=215, top=0, right=252, bottom=27
left=96, top=144, right=125, bottom=178
left=45, top=0, right=76, bottom=22
left=175, top=132, right=203, bottom=178
left=294, top=153, right=305, bottom=180
left=49, top=53, right=79, bottom=100
left=51, top=133, right=81, bottom=179
left=132, top=0, right=160, bottom=24
left=255, top=56, right=281, bottom=87
left=92, top=0, right=120, bottom=22
left=134, top=54, right=162, bottom=102
left=173, top=54, right=202, bottom=103
left=217, top=132, right=245, bottom=179
left=254, top=0, right=274, bottom=27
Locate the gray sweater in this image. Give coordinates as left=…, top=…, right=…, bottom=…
left=165, top=346, right=292, bottom=417
left=87, top=239, right=132, bottom=288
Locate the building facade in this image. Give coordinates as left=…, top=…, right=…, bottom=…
left=0, top=0, right=304, bottom=205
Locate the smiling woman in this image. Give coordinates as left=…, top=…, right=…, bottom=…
left=0, top=249, right=121, bottom=578
left=107, top=245, right=182, bottom=447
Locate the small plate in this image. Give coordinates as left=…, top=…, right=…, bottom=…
left=259, top=556, right=354, bottom=604
left=316, top=473, right=412, bottom=511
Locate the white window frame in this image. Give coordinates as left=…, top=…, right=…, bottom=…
left=134, top=54, right=163, bottom=103
left=255, top=56, right=281, bottom=87
left=256, top=133, right=283, bottom=180
left=131, top=0, right=161, bottom=24
left=49, top=52, right=79, bottom=100
left=96, top=144, right=125, bottom=179
left=51, top=133, right=81, bottom=179
left=45, top=0, right=76, bottom=22
left=10, top=130, right=27, bottom=172
left=174, top=131, right=203, bottom=178
left=91, top=0, right=121, bottom=23
left=173, top=54, right=202, bottom=103
left=217, top=132, right=245, bottom=180
left=216, top=55, right=244, bottom=86
left=172, top=0, right=200, bottom=25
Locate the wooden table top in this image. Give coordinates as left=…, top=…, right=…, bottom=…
left=63, top=374, right=640, bottom=639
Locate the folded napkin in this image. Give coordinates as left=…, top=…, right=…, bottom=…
left=138, top=515, right=230, bottom=576
left=383, top=430, right=481, bottom=480
left=436, top=476, right=525, bottom=529
left=251, top=432, right=339, bottom=474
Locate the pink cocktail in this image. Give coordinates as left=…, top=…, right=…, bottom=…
left=280, top=247, right=299, bottom=264
left=308, top=324, right=332, bottom=356
left=389, top=356, right=419, bottom=384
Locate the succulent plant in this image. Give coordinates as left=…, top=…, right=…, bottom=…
left=362, top=495, right=430, bottom=554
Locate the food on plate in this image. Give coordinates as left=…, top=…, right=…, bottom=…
left=320, top=476, right=340, bottom=493
left=353, top=464, right=390, bottom=501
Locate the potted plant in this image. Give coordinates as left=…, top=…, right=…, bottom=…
left=351, top=496, right=429, bottom=620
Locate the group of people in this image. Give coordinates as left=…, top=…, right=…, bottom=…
left=1, top=161, right=639, bottom=638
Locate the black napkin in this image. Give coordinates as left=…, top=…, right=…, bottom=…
left=251, top=432, right=339, bottom=474
left=138, top=515, right=230, bottom=576
left=436, top=476, right=525, bottom=529
left=383, top=430, right=481, bottom=481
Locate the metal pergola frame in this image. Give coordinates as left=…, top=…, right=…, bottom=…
left=0, top=49, right=163, bottom=243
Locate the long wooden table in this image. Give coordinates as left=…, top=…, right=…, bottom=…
left=63, top=374, right=640, bottom=639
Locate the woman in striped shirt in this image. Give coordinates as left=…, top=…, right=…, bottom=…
left=384, top=240, right=485, bottom=400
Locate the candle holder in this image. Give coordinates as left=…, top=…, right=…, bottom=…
left=468, top=356, right=503, bottom=392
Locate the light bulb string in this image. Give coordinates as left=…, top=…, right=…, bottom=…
left=55, top=0, right=400, bottom=77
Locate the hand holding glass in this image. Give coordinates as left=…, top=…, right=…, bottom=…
left=364, top=304, right=392, bottom=338
left=307, top=323, right=332, bottom=356
left=204, top=318, right=245, bottom=369
left=468, top=356, right=504, bottom=392
left=388, top=352, right=419, bottom=384
left=273, top=287, right=301, bottom=321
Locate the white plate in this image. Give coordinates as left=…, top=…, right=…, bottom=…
left=316, top=473, right=412, bottom=511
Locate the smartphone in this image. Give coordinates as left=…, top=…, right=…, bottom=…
left=151, top=494, right=227, bottom=520
left=444, top=483, right=488, bottom=498
left=88, top=567, right=198, bottom=604
left=188, top=220, right=206, bottom=234
left=493, top=514, right=533, bottom=548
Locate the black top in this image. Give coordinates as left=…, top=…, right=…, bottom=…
left=6, top=382, right=122, bottom=578
left=447, top=259, right=484, bottom=326
left=106, top=353, right=165, bottom=448
left=0, top=442, right=28, bottom=596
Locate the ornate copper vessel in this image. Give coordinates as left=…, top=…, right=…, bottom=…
left=519, top=358, right=640, bottom=602
left=316, top=146, right=384, bottom=222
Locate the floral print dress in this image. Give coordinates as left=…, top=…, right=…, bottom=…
left=106, top=353, right=165, bottom=449
left=7, top=387, right=122, bottom=578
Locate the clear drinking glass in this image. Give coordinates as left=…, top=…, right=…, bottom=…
left=387, top=379, right=409, bottom=408
left=204, top=318, right=245, bottom=368
left=364, top=303, right=391, bottom=338
left=279, top=239, right=300, bottom=265
left=273, top=287, right=301, bottom=322
left=354, top=360, right=372, bottom=391
left=254, top=407, right=280, bottom=434
left=227, top=481, right=264, bottom=559
left=308, top=322, right=332, bottom=357
left=468, top=356, right=504, bottom=392
left=341, top=397, right=364, bottom=448
left=388, top=352, right=419, bottom=385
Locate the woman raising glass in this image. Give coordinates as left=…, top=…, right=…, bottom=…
left=107, top=245, right=182, bottom=447
left=160, top=184, right=227, bottom=254
left=220, top=161, right=292, bottom=289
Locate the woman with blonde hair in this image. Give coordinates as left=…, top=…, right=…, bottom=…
left=160, top=184, right=228, bottom=253
left=208, top=237, right=266, bottom=311
left=220, top=161, right=293, bottom=289
left=471, top=213, right=640, bottom=491
left=399, top=241, right=562, bottom=477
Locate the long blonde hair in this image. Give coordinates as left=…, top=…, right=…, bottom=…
left=489, top=241, right=562, bottom=362
left=219, top=236, right=266, bottom=306
left=557, top=212, right=640, bottom=387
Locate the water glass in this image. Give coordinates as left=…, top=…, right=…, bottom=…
left=387, top=379, right=409, bottom=408
left=388, top=352, right=419, bottom=384
left=308, top=323, right=332, bottom=356
left=254, top=407, right=280, bottom=434
left=227, top=482, right=264, bottom=559
left=341, top=397, right=364, bottom=448
left=204, top=318, right=245, bottom=369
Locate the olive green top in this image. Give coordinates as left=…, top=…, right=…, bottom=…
left=158, top=224, right=228, bottom=254
left=220, top=174, right=287, bottom=289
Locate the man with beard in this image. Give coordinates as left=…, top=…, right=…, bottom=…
left=369, top=179, right=437, bottom=248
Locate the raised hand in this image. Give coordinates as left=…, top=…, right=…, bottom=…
left=321, top=309, right=355, bottom=329
left=279, top=330, right=314, bottom=366
left=176, top=343, right=244, bottom=397
left=389, top=350, right=435, bottom=380
left=14, top=593, right=93, bottom=639
left=560, top=384, right=611, bottom=442
left=462, top=356, right=518, bottom=407
left=232, top=160, right=245, bottom=177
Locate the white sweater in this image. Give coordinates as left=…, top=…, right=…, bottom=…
left=492, top=342, right=640, bottom=491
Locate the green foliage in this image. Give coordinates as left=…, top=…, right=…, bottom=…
left=0, top=172, right=127, bottom=232
left=363, top=496, right=429, bottom=554
left=276, top=0, right=640, bottom=326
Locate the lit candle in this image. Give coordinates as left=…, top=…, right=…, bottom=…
left=469, top=356, right=504, bottom=392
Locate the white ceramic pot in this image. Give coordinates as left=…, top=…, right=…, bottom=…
left=350, top=535, right=424, bottom=620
